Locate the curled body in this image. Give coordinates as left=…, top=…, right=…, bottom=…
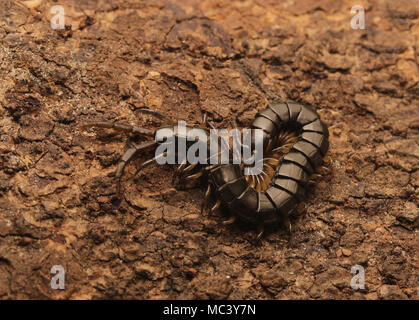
left=206, top=101, right=329, bottom=233
left=81, top=100, right=329, bottom=239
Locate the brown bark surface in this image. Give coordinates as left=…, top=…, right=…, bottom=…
left=0, top=0, right=418, bottom=299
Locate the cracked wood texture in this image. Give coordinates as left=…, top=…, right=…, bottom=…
left=0, top=0, right=418, bottom=299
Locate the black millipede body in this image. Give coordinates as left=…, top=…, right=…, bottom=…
left=206, top=101, right=329, bottom=236
left=81, top=100, right=329, bottom=240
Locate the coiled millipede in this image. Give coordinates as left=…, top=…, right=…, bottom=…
left=82, top=100, right=329, bottom=240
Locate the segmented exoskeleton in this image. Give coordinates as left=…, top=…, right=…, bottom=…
left=204, top=101, right=329, bottom=239
left=81, top=100, right=329, bottom=240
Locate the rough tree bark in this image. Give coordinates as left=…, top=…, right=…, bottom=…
left=0, top=0, right=417, bottom=299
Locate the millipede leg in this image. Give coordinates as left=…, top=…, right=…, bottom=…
left=308, top=177, right=320, bottom=185
left=323, top=155, right=331, bottom=165
left=138, top=108, right=172, bottom=124
left=81, top=121, right=155, bottom=137
left=133, top=152, right=168, bottom=176
left=263, top=163, right=275, bottom=177
left=115, top=141, right=157, bottom=195
left=265, top=138, right=274, bottom=153
left=279, top=130, right=292, bottom=141
left=201, top=184, right=212, bottom=214
left=176, top=158, right=188, bottom=172
left=183, top=163, right=197, bottom=173
left=283, top=135, right=298, bottom=144
left=223, top=216, right=236, bottom=225
left=246, top=175, right=256, bottom=188
left=185, top=170, right=204, bottom=180
left=202, top=112, right=209, bottom=127
left=206, top=151, right=222, bottom=166
left=296, top=202, right=306, bottom=215
left=272, top=145, right=291, bottom=154
left=310, top=173, right=323, bottom=180
left=204, top=164, right=218, bottom=171
left=259, top=171, right=270, bottom=191
left=172, top=158, right=187, bottom=184
left=315, top=165, right=330, bottom=175
left=210, top=199, right=221, bottom=214
left=254, top=174, right=262, bottom=191
left=207, top=121, right=216, bottom=130
left=256, top=225, right=264, bottom=242
left=265, top=157, right=280, bottom=166
left=204, top=184, right=212, bottom=198
left=232, top=116, right=239, bottom=129
left=282, top=215, right=292, bottom=234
